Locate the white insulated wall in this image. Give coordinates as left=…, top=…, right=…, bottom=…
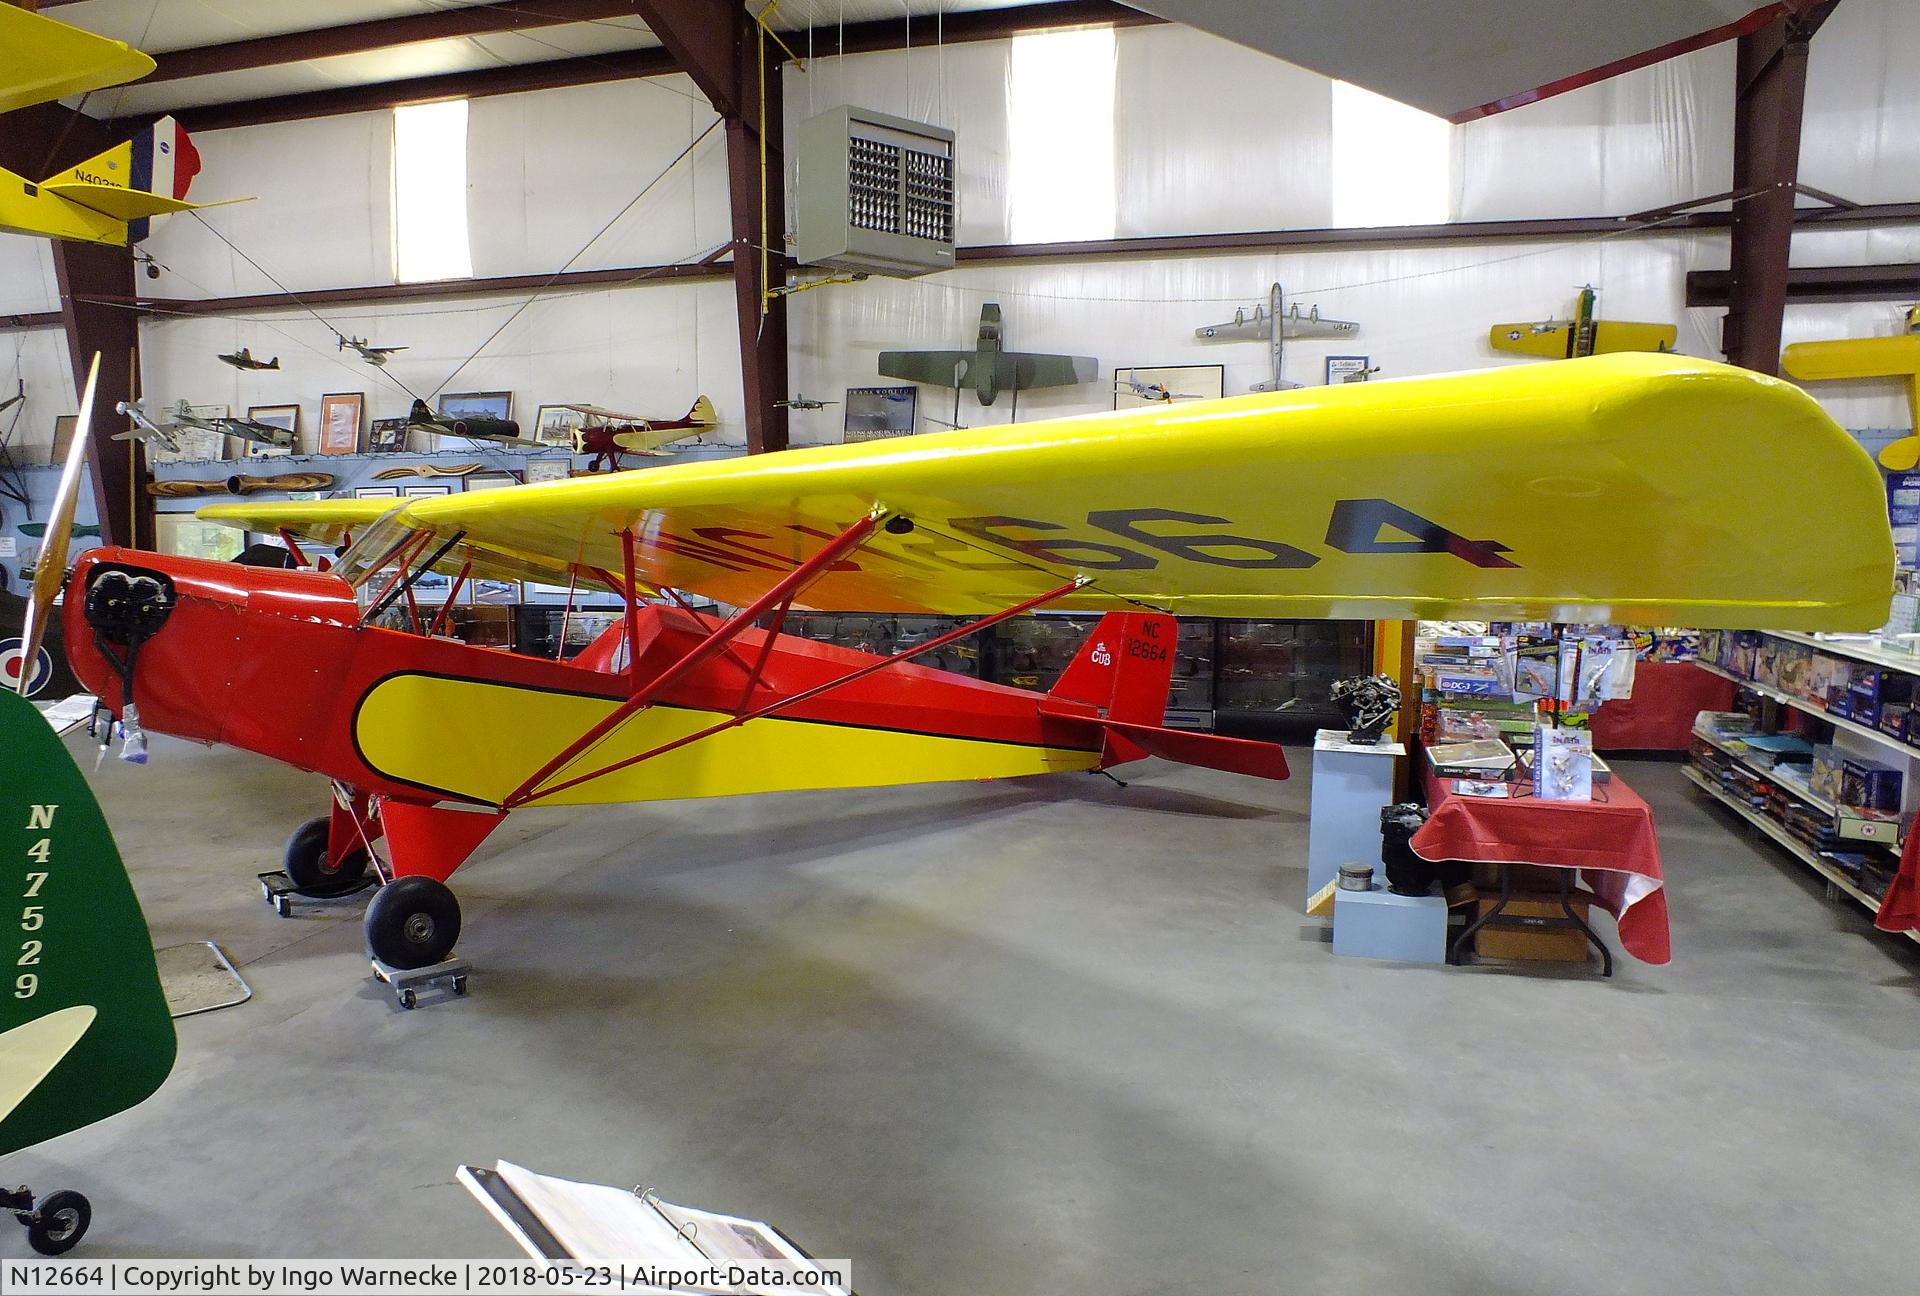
left=0, top=0, right=1916, bottom=456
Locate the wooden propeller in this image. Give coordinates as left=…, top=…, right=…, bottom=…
left=18, top=353, right=99, bottom=696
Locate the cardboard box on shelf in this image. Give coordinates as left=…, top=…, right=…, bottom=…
left=1472, top=891, right=1595, bottom=963
left=1839, top=756, right=1903, bottom=813
left=1775, top=641, right=1816, bottom=699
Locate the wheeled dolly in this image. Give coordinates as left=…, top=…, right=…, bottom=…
left=257, top=869, right=373, bottom=918
left=2, top=1185, right=90, bottom=1255
left=370, top=956, right=471, bottom=1009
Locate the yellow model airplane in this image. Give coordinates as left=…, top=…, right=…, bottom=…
left=1490, top=286, right=1678, bottom=360
left=1782, top=307, right=1920, bottom=471
left=0, top=5, right=212, bottom=245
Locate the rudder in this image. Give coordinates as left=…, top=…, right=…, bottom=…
left=1047, top=612, right=1176, bottom=727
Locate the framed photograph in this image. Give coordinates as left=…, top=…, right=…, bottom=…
left=367, top=416, right=410, bottom=453
left=438, top=391, right=512, bottom=422
left=535, top=404, right=587, bottom=446
left=245, top=404, right=299, bottom=458
left=403, top=484, right=452, bottom=498
left=524, top=458, right=571, bottom=484
left=318, top=393, right=364, bottom=455
left=155, top=515, right=243, bottom=562
left=844, top=386, right=916, bottom=440
left=1113, top=364, right=1225, bottom=409
left=354, top=485, right=401, bottom=500
left=50, top=415, right=77, bottom=465
left=1325, top=355, right=1374, bottom=385
left=465, top=471, right=521, bottom=492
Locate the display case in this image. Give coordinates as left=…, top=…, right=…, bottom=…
left=1215, top=619, right=1371, bottom=729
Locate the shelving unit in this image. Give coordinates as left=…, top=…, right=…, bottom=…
left=1683, top=765, right=1917, bottom=943
left=1695, top=660, right=1918, bottom=758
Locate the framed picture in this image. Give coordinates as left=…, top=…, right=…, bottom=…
left=1325, top=355, right=1375, bottom=385
left=438, top=391, right=512, bottom=422
left=367, top=416, right=410, bottom=453
left=155, top=515, right=243, bottom=562
left=524, top=458, right=571, bottom=483
left=404, top=484, right=452, bottom=498
left=354, top=486, right=401, bottom=500
left=50, top=415, right=77, bottom=465
left=535, top=404, right=587, bottom=446
left=844, top=386, right=916, bottom=440
left=318, top=393, right=363, bottom=455
left=1113, top=364, right=1225, bottom=409
left=465, top=471, right=520, bottom=492
left=245, top=404, right=299, bottom=457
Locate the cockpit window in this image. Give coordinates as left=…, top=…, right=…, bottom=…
left=332, top=510, right=427, bottom=592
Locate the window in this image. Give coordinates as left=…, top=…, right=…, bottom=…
left=1331, top=81, right=1452, bottom=227
left=392, top=99, right=473, bottom=282
left=1008, top=27, right=1117, bottom=243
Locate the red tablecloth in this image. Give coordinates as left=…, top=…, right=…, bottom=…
left=1412, top=764, right=1672, bottom=964
left=1875, top=835, right=1920, bottom=935
left=1590, top=660, right=1734, bottom=752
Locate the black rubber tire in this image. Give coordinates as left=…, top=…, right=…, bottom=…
left=365, top=876, right=461, bottom=969
left=283, top=816, right=370, bottom=897
left=27, top=1191, right=89, bottom=1256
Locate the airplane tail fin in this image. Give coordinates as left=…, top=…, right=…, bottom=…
left=1042, top=612, right=1289, bottom=780
left=0, top=689, right=175, bottom=1157
left=43, top=116, right=202, bottom=242
left=686, top=395, right=717, bottom=428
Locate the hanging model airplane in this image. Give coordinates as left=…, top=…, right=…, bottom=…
left=776, top=394, right=839, bottom=411
left=339, top=336, right=407, bottom=367
left=1489, top=285, right=1678, bottom=359
left=116, top=398, right=294, bottom=452
left=879, top=304, right=1097, bottom=427
left=404, top=399, right=539, bottom=449
left=1115, top=377, right=1204, bottom=404
left=1195, top=285, right=1359, bottom=393
left=1781, top=307, right=1920, bottom=471
left=216, top=347, right=280, bottom=372
left=9, top=354, right=1886, bottom=976
left=564, top=397, right=718, bottom=472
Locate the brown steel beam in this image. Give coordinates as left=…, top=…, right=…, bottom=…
left=164, top=0, right=1152, bottom=131
left=1688, top=261, right=1920, bottom=306
left=1720, top=3, right=1839, bottom=373
left=0, top=311, right=64, bottom=331
left=634, top=0, right=787, bottom=453
left=148, top=0, right=645, bottom=84
left=173, top=46, right=678, bottom=132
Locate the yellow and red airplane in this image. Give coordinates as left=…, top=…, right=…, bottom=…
left=15, top=353, right=1892, bottom=971
left=1490, top=286, right=1678, bottom=360
left=0, top=5, right=213, bottom=245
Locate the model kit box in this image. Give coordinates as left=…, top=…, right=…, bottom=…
left=1729, top=631, right=1761, bottom=679
left=1754, top=638, right=1783, bottom=688
left=1839, top=756, right=1903, bottom=813
left=1809, top=745, right=1844, bottom=803
left=1836, top=809, right=1901, bottom=845
left=1774, top=641, right=1816, bottom=699
left=1810, top=654, right=1850, bottom=710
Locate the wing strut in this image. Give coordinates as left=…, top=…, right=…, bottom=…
left=519, top=574, right=1090, bottom=806
left=504, top=509, right=885, bottom=807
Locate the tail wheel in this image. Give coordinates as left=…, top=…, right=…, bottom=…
left=365, top=876, right=461, bottom=969
left=283, top=816, right=371, bottom=897
left=26, top=1191, right=90, bottom=1256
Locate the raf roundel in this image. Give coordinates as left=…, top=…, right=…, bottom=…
left=0, top=638, right=50, bottom=697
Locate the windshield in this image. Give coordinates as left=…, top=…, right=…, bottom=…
left=333, top=509, right=429, bottom=591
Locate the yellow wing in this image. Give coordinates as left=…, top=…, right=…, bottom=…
left=197, top=498, right=400, bottom=551
left=1489, top=321, right=1677, bottom=358
left=207, top=355, right=1894, bottom=631
left=1783, top=335, right=1920, bottom=470
left=37, top=183, right=200, bottom=223
left=0, top=7, right=154, bottom=115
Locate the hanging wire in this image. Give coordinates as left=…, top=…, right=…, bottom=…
left=427, top=114, right=724, bottom=400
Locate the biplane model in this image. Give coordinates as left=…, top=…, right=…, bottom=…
left=340, top=335, right=407, bottom=367
left=565, top=397, right=719, bottom=471
left=216, top=347, right=280, bottom=372
left=0, top=8, right=213, bottom=248
left=1489, top=285, right=1678, bottom=360
left=14, top=353, right=1889, bottom=975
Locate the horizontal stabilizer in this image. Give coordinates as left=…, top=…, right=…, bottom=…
left=41, top=183, right=200, bottom=222
left=1097, top=718, right=1291, bottom=781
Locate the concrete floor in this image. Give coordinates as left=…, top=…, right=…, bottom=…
left=16, top=734, right=1920, bottom=1293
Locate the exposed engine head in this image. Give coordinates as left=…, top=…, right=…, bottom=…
left=83, top=563, right=176, bottom=647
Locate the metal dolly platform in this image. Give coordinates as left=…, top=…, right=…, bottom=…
left=371, top=956, right=471, bottom=1009
left=256, top=869, right=374, bottom=918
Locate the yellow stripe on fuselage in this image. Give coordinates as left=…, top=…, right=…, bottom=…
left=352, top=673, right=1098, bottom=807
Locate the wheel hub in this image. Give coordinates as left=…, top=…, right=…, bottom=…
left=44, top=1209, right=78, bottom=1242
left=404, top=914, right=436, bottom=945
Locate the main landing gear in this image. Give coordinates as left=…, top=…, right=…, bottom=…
left=282, top=816, right=372, bottom=898
left=364, top=875, right=462, bottom=969
left=3, top=1186, right=90, bottom=1255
